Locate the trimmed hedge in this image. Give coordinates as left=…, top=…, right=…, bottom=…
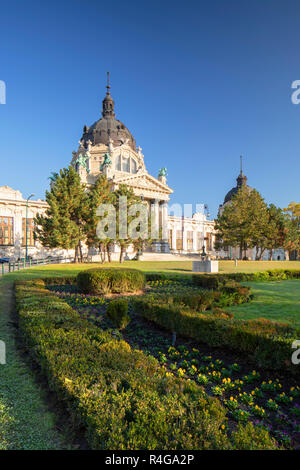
left=77, top=268, right=145, bottom=295
left=132, top=296, right=300, bottom=374
left=106, top=299, right=130, bottom=329
left=192, top=269, right=300, bottom=289
left=14, top=279, right=277, bottom=450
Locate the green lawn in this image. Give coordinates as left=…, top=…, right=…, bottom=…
left=0, top=259, right=299, bottom=282
left=225, top=279, right=300, bottom=327
left=0, top=279, right=72, bottom=449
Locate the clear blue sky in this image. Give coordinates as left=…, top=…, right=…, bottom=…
left=1, top=0, right=300, bottom=218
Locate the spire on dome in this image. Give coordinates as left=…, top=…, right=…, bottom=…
left=102, top=72, right=115, bottom=118
left=236, top=155, right=247, bottom=188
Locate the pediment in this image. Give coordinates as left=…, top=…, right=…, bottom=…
left=113, top=172, right=173, bottom=194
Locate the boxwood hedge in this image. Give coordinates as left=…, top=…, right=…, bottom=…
left=132, top=296, right=300, bottom=374
left=14, top=279, right=277, bottom=450
left=77, top=268, right=145, bottom=295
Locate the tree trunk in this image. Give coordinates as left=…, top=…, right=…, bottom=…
left=259, top=248, right=266, bottom=261
left=79, top=241, right=83, bottom=263
left=74, top=244, right=79, bottom=263
left=119, top=246, right=124, bottom=263
left=106, top=244, right=112, bottom=263
left=99, top=243, right=106, bottom=263
left=269, top=249, right=273, bottom=261
left=239, top=245, right=243, bottom=260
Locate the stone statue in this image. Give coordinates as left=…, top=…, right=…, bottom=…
left=74, top=153, right=90, bottom=173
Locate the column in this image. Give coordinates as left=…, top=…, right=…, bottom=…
left=160, top=201, right=170, bottom=253
left=151, top=199, right=160, bottom=252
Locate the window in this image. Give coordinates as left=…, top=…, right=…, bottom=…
left=176, top=230, right=183, bottom=250
left=196, top=232, right=203, bottom=251
left=0, top=216, right=14, bottom=245
left=122, top=157, right=130, bottom=173
left=187, top=231, right=193, bottom=251
left=115, top=154, right=121, bottom=171
left=131, top=158, right=137, bottom=173
left=168, top=229, right=173, bottom=249
left=22, top=218, right=35, bottom=247
left=206, top=232, right=213, bottom=251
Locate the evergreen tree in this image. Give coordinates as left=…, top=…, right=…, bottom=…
left=34, top=166, right=88, bottom=262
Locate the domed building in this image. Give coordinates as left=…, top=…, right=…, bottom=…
left=223, top=171, right=250, bottom=205
left=71, top=74, right=173, bottom=254
left=218, top=160, right=287, bottom=261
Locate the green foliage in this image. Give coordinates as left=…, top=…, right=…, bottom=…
left=192, top=269, right=300, bottom=287
left=106, top=299, right=130, bottom=329
left=77, top=268, right=145, bottom=294
left=14, top=279, right=277, bottom=450
left=215, top=187, right=271, bottom=257
left=34, top=166, right=88, bottom=262
left=84, top=175, right=115, bottom=263
left=231, top=422, right=277, bottom=450
left=132, top=296, right=299, bottom=374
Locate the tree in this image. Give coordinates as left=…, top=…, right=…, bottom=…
left=259, top=204, right=288, bottom=260
left=34, top=166, right=88, bottom=262
left=114, top=184, right=146, bottom=263
left=215, top=187, right=270, bottom=259
left=283, top=202, right=300, bottom=258
left=84, top=175, right=115, bottom=263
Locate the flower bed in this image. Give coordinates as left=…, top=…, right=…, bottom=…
left=47, top=284, right=300, bottom=449
left=15, top=278, right=279, bottom=450
left=132, top=295, right=299, bottom=374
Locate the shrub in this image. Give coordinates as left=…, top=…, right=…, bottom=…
left=131, top=296, right=299, bottom=374
left=14, top=279, right=277, bottom=450
left=145, top=272, right=167, bottom=282
left=106, top=299, right=130, bottom=329
left=192, top=269, right=300, bottom=288
left=77, top=268, right=145, bottom=295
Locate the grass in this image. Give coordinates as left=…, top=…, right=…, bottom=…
left=0, top=277, right=75, bottom=449
left=0, top=259, right=300, bottom=282
left=225, top=279, right=300, bottom=327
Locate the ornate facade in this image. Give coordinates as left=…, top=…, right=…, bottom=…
left=0, top=186, right=74, bottom=260
left=71, top=75, right=173, bottom=254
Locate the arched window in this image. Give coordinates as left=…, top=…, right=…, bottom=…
left=115, top=155, right=121, bottom=171
left=131, top=158, right=137, bottom=173
left=122, top=157, right=130, bottom=172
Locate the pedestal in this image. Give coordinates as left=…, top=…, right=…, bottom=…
left=151, top=241, right=161, bottom=253
left=192, top=260, right=219, bottom=273
left=160, top=241, right=170, bottom=253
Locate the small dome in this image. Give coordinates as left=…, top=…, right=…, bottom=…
left=224, top=172, right=250, bottom=204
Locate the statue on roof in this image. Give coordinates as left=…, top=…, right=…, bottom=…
left=158, top=167, right=168, bottom=184
left=74, top=153, right=90, bottom=173
left=48, top=172, right=59, bottom=183
left=158, top=167, right=168, bottom=177
left=100, top=152, right=112, bottom=171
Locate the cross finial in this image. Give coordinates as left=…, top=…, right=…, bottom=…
left=106, top=71, right=110, bottom=94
